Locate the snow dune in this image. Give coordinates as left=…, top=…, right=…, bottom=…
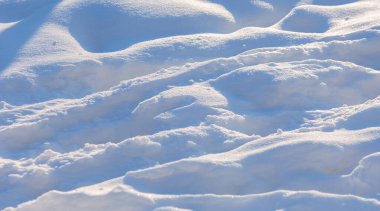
left=1, top=0, right=380, bottom=210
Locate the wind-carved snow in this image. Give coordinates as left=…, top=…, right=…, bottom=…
left=1, top=0, right=380, bottom=210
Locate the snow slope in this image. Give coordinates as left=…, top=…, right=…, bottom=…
left=1, top=0, right=380, bottom=210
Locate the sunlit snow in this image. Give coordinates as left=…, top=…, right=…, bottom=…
left=1, top=0, right=380, bottom=210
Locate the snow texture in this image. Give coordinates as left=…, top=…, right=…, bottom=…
left=1, top=0, right=380, bottom=210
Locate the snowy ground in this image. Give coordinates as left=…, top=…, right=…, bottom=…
left=1, top=0, right=380, bottom=210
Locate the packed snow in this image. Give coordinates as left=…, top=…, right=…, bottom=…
left=1, top=0, right=380, bottom=210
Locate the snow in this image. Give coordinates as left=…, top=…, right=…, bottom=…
left=1, top=0, right=380, bottom=210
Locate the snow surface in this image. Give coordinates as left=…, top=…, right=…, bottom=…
left=1, top=0, right=380, bottom=210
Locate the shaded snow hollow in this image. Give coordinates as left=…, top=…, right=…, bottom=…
left=1, top=0, right=380, bottom=210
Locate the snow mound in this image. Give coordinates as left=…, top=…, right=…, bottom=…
left=275, top=5, right=331, bottom=33
left=0, top=125, right=251, bottom=208
left=211, top=60, right=380, bottom=111
left=123, top=129, right=380, bottom=196
left=275, top=1, right=380, bottom=34
left=63, top=0, right=235, bottom=52
left=344, top=152, right=380, bottom=196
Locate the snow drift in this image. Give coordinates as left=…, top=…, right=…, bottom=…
left=1, top=0, right=380, bottom=210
